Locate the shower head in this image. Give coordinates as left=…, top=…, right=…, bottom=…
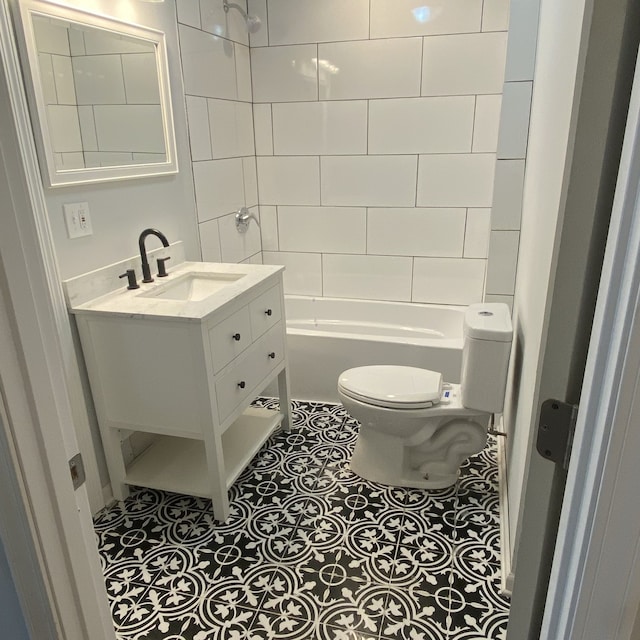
left=223, top=0, right=262, bottom=33
left=244, top=12, right=262, bottom=33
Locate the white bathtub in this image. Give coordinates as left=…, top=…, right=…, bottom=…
left=277, top=296, right=464, bottom=403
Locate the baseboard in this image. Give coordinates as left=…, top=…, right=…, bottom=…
left=497, top=419, right=515, bottom=596
left=101, top=483, right=114, bottom=510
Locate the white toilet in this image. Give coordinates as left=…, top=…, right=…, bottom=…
left=338, top=303, right=513, bottom=489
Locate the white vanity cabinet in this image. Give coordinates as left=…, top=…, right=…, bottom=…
left=68, top=258, right=291, bottom=522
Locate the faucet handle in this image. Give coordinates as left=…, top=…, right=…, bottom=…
left=157, top=256, right=171, bottom=278
left=119, top=269, right=139, bottom=290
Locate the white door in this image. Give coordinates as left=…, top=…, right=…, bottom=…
left=505, top=0, right=640, bottom=637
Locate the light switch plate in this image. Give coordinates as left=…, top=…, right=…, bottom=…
left=63, top=202, right=93, bottom=238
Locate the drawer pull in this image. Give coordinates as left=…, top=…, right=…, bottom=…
left=237, top=381, right=246, bottom=389
left=232, top=333, right=241, bottom=341
left=268, top=351, right=276, bottom=359
left=264, top=309, right=272, bottom=316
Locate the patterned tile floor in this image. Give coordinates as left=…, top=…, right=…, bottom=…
left=94, top=399, right=509, bottom=640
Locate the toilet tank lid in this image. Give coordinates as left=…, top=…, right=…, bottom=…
left=464, top=303, right=513, bottom=342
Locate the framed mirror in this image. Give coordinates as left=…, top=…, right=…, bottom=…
left=17, top=0, right=178, bottom=187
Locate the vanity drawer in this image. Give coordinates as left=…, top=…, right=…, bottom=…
left=249, top=285, right=282, bottom=339
left=253, top=323, right=285, bottom=382
left=209, top=307, right=252, bottom=373
left=215, top=352, right=260, bottom=424
left=215, top=324, right=285, bottom=423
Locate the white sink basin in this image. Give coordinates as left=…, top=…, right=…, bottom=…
left=141, top=272, right=245, bottom=302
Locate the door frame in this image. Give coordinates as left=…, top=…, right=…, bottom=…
left=1, top=0, right=639, bottom=638
left=540, top=46, right=640, bottom=640
left=0, top=1, right=114, bottom=637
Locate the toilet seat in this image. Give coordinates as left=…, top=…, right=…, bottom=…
left=338, top=365, right=443, bottom=409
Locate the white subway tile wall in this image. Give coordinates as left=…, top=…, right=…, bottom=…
left=262, top=251, right=323, bottom=295
left=413, top=258, right=486, bottom=305
left=178, top=0, right=513, bottom=303
left=485, top=230, right=520, bottom=295
left=268, top=0, right=370, bottom=46
left=464, top=209, right=492, bottom=259
left=254, top=1, right=509, bottom=303
left=496, top=81, right=533, bottom=159
left=257, top=156, right=320, bottom=205
left=486, top=0, right=540, bottom=308
left=473, top=95, right=503, bottom=153
left=368, top=96, right=475, bottom=155
left=251, top=45, right=319, bottom=102
left=370, top=0, right=483, bottom=39
left=178, top=1, right=261, bottom=264
left=321, top=156, right=418, bottom=207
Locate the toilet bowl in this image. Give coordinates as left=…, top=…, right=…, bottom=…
left=338, top=303, right=513, bottom=489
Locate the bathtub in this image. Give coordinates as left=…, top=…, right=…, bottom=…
left=276, top=296, right=464, bottom=403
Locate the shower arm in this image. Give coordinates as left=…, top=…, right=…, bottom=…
left=223, top=0, right=249, bottom=19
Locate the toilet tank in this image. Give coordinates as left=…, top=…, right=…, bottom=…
left=460, top=303, right=513, bottom=413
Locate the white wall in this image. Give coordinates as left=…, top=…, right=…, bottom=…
left=11, top=0, right=201, bottom=497
left=22, top=0, right=200, bottom=280
left=250, top=0, right=509, bottom=304
left=176, top=0, right=262, bottom=266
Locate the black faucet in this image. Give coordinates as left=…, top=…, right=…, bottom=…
left=138, top=228, right=169, bottom=283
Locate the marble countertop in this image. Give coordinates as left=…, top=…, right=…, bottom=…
left=65, top=258, right=284, bottom=322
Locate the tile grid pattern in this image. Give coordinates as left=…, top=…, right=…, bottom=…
left=251, top=0, right=510, bottom=305
left=177, top=0, right=263, bottom=267
left=95, top=399, right=509, bottom=640
left=176, top=0, right=517, bottom=306
left=485, top=0, right=541, bottom=311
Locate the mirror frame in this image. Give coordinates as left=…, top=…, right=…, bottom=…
left=17, top=0, right=178, bottom=188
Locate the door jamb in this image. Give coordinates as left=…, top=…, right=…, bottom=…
left=541, top=47, right=640, bottom=640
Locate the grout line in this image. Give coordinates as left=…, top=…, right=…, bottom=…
left=462, top=207, right=469, bottom=258
left=414, top=155, right=420, bottom=207
left=269, top=103, right=275, bottom=155
left=471, top=95, right=478, bottom=152
left=249, top=31, right=498, bottom=49
left=366, top=100, right=370, bottom=155
left=180, top=21, right=250, bottom=49
left=265, top=0, right=270, bottom=46
left=204, top=97, right=214, bottom=160
left=252, top=92, right=504, bottom=104
left=118, top=54, right=128, bottom=104
left=410, top=257, right=415, bottom=302
left=242, top=151, right=498, bottom=159
left=316, top=43, right=320, bottom=102
left=419, top=37, right=425, bottom=96
left=365, top=207, right=368, bottom=255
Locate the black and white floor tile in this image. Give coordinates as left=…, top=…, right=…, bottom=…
left=94, top=400, right=509, bottom=640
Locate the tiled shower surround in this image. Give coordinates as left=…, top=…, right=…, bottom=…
left=176, top=0, right=511, bottom=306
left=96, top=400, right=508, bottom=639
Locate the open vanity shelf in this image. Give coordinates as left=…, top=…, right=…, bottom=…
left=125, top=407, right=284, bottom=497
left=64, top=254, right=291, bottom=522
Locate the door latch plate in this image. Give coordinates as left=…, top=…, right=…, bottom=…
left=537, top=399, right=578, bottom=468
left=69, top=453, right=86, bottom=490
